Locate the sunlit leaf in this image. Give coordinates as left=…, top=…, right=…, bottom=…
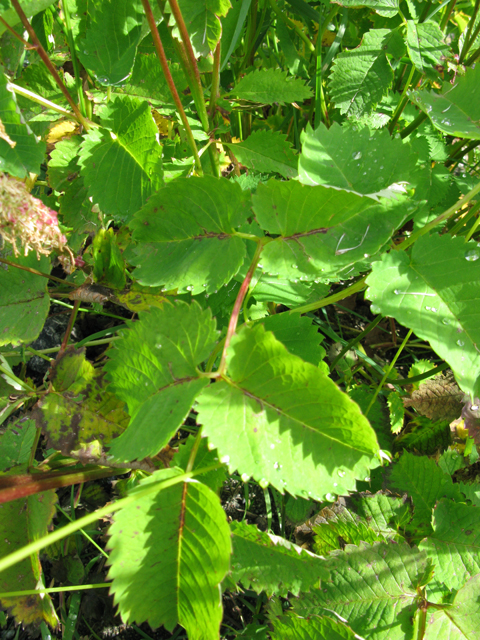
left=232, top=68, right=312, bottom=104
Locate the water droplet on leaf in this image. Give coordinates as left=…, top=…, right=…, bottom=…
left=465, top=249, right=479, bottom=262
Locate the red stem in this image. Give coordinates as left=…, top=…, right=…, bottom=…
left=218, top=241, right=264, bottom=375
left=10, top=0, right=89, bottom=129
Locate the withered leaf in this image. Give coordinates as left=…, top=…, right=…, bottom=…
left=403, top=371, right=464, bottom=422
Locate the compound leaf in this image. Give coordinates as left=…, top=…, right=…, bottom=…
left=253, top=179, right=411, bottom=283
left=298, top=123, right=417, bottom=196
left=271, top=612, right=356, bottom=640
left=79, top=96, right=163, bottom=222
left=168, top=0, right=231, bottom=58
left=197, top=324, right=380, bottom=500
left=424, top=574, right=480, bottom=639
left=410, top=65, right=480, bottom=139
left=331, top=0, right=399, bottom=18
left=225, top=130, right=297, bottom=178
left=77, top=0, right=144, bottom=86
left=0, top=489, right=58, bottom=627
left=406, top=21, right=448, bottom=74
left=419, top=499, right=480, bottom=590
left=389, top=451, right=461, bottom=536
left=107, top=468, right=231, bottom=638
left=0, top=251, right=50, bottom=346
left=33, top=347, right=129, bottom=460
left=328, top=29, right=396, bottom=117
left=105, top=302, right=217, bottom=462
left=228, top=520, right=329, bottom=597
left=129, top=176, right=250, bottom=294
left=232, top=68, right=312, bottom=105
left=294, top=541, right=431, bottom=640
left=366, top=234, right=480, bottom=398
left=0, top=68, right=45, bottom=178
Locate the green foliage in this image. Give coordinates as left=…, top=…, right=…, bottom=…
left=1, top=0, right=480, bottom=636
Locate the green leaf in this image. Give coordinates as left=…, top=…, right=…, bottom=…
left=197, top=324, right=380, bottom=500
left=225, top=130, right=298, bottom=178
left=258, top=313, right=326, bottom=366
left=349, top=385, right=393, bottom=451
left=410, top=65, right=480, bottom=140
left=128, top=176, right=250, bottom=294
left=331, top=0, right=399, bottom=18
left=420, top=500, right=480, bottom=590
left=0, top=0, right=58, bottom=36
left=232, top=68, right=312, bottom=104
left=271, top=612, right=356, bottom=640
left=0, top=68, right=45, bottom=177
left=76, top=0, right=144, bottom=86
left=349, top=492, right=411, bottom=536
left=0, top=417, right=36, bottom=472
left=0, top=251, right=50, bottom=346
left=173, top=436, right=227, bottom=493
left=48, top=136, right=82, bottom=192
left=228, top=520, right=329, bottom=596
left=366, top=234, right=480, bottom=398
left=92, top=228, right=126, bottom=289
left=312, top=508, right=384, bottom=556
left=169, top=0, right=232, bottom=57
left=406, top=21, right=448, bottom=74
left=33, top=347, right=129, bottom=459
left=79, top=96, right=163, bottom=222
left=0, top=489, right=58, bottom=627
left=298, top=123, right=417, bottom=196
left=253, top=179, right=410, bottom=283
left=294, top=541, right=431, bottom=640
left=105, top=302, right=217, bottom=462
left=107, top=468, right=232, bottom=637
left=424, top=574, right=480, bottom=639
left=389, top=451, right=461, bottom=535
left=394, top=416, right=451, bottom=455
left=220, top=0, right=252, bottom=70
left=328, top=29, right=397, bottom=117
left=250, top=274, right=330, bottom=307
left=388, top=391, right=404, bottom=434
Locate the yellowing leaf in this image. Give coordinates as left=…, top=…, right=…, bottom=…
left=46, top=120, right=78, bottom=144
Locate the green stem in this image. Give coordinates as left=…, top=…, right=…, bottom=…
left=289, top=277, right=367, bottom=315
left=399, top=111, right=428, bottom=139
left=440, top=0, right=456, bottom=30
left=59, top=299, right=80, bottom=353
left=399, top=181, right=480, bottom=251
left=0, top=583, right=112, bottom=598
left=268, top=0, right=314, bottom=53
left=330, top=315, right=384, bottom=372
left=218, top=241, right=265, bottom=376
left=142, top=0, right=203, bottom=174
left=61, top=0, right=87, bottom=117
left=448, top=199, right=480, bottom=236
left=209, top=40, right=221, bottom=124
left=459, top=0, right=480, bottom=63
left=0, top=465, right=221, bottom=574
left=10, top=0, right=90, bottom=129
left=465, top=44, right=480, bottom=65
left=364, top=329, right=413, bottom=417
left=389, top=66, right=416, bottom=134
left=186, top=427, right=203, bottom=473
left=464, top=203, right=480, bottom=241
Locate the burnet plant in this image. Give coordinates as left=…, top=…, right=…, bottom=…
left=0, top=0, right=480, bottom=638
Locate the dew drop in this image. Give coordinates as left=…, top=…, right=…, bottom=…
left=431, top=307, right=438, bottom=313
left=364, top=477, right=371, bottom=482
left=83, top=50, right=89, bottom=55
left=465, top=249, right=479, bottom=262
left=457, top=339, right=465, bottom=347
left=259, top=478, right=269, bottom=489
left=291, top=264, right=298, bottom=269
left=352, top=151, right=362, bottom=160
left=325, top=493, right=336, bottom=502
left=273, top=462, right=279, bottom=469
left=425, top=306, right=432, bottom=311
left=394, top=289, right=401, bottom=295
left=337, top=470, right=346, bottom=477
left=442, top=318, right=450, bottom=325
left=186, top=285, right=193, bottom=291
left=241, top=473, right=250, bottom=482
left=155, top=344, right=162, bottom=349
left=471, top=404, right=479, bottom=411
left=270, top=443, right=275, bottom=449
left=220, top=455, right=230, bottom=464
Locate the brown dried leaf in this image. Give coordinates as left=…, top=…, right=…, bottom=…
left=461, top=399, right=480, bottom=446
left=403, top=371, right=464, bottom=422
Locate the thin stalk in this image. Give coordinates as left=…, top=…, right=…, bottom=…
left=10, top=0, right=90, bottom=129
left=186, top=427, right=203, bottom=473
left=61, top=0, right=87, bottom=117
left=0, top=257, right=77, bottom=286
left=0, top=15, right=30, bottom=46
left=218, top=241, right=265, bottom=376
left=0, top=583, right=112, bottom=598
left=385, top=362, right=448, bottom=386
left=364, top=329, right=413, bottom=417
left=268, top=0, right=314, bottom=53
left=440, top=0, right=456, bottom=30
left=8, top=82, right=89, bottom=122
left=289, top=277, right=367, bottom=315
left=464, top=203, right=480, bottom=241
left=142, top=0, right=203, bottom=174
left=399, top=181, right=480, bottom=251
left=447, top=139, right=480, bottom=167
left=389, top=66, right=416, bottom=133
left=59, top=299, right=80, bottom=353
left=459, top=0, right=480, bottom=63
left=56, top=504, right=108, bottom=558
left=448, top=200, right=480, bottom=235
left=399, top=111, right=428, bottom=139
left=0, top=465, right=221, bottom=574
left=209, top=40, right=221, bottom=124
left=330, top=315, right=384, bottom=371
left=0, top=363, right=35, bottom=393
left=465, top=44, right=480, bottom=65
